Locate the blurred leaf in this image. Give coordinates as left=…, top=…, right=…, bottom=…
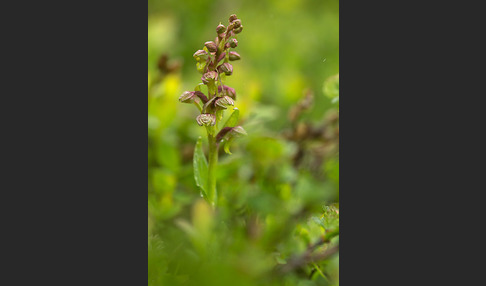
left=148, top=235, right=168, bottom=286
left=321, top=205, right=340, bottom=230
left=192, top=199, right=214, bottom=240
left=152, top=168, right=176, bottom=195
left=247, top=137, right=285, bottom=167
left=193, top=136, right=208, bottom=196
left=323, top=74, right=339, bottom=100
left=156, top=139, right=181, bottom=173
left=324, top=157, right=339, bottom=186
left=148, top=74, right=181, bottom=131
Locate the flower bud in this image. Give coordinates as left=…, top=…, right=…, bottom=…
left=225, top=86, right=236, bottom=99
left=201, top=71, right=218, bottom=84
left=204, top=41, right=218, bottom=53
left=215, top=95, right=235, bottom=109
left=229, top=39, right=238, bottom=48
left=229, top=14, right=238, bottom=22
left=179, top=91, right=196, bottom=103
left=218, top=63, right=233, bottom=75
left=229, top=51, right=241, bottom=61
left=232, top=19, right=242, bottom=29
left=196, top=114, right=216, bottom=126
left=193, top=50, right=209, bottom=61
left=216, top=23, right=226, bottom=34
left=233, top=26, right=243, bottom=34
left=218, top=85, right=236, bottom=100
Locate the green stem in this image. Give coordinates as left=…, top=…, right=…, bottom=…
left=207, top=134, right=219, bottom=206
left=206, top=79, right=219, bottom=207
left=204, top=42, right=225, bottom=207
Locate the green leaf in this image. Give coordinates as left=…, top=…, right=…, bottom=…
left=223, top=108, right=239, bottom=128
left=193, top=137, right=208, bottom=196
left=221, top=111, right=245, bottom=155
left=223, top=137, right=235, bottom=155
left=155, top=139, right=180, bottom=173
left=194, top=83, right=204, bottom=92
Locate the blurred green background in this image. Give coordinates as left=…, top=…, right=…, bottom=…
left=148, top=0, right=339, bottom=285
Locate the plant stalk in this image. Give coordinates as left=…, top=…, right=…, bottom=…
left=207, top=134, right=219, bottom=206
left=206, top=79, right=219, bottom=206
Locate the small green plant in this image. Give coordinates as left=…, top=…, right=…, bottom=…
left=179, top=14, right=246, bottom=206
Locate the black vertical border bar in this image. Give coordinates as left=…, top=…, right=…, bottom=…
left=34, top=0, right=149, bottom=284
left=340, top=0, right=418, bottom=284
left=338, top=0, right=486, bottom=284
left=0, top=0, right=146, bottom=282
left=85, top=2, right=148, bottom=284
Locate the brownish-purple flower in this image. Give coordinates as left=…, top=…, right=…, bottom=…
left=196, top=114, right=216, bottom=126
left=201, top=71, right=218, bottom=84
left=179, top=91, right=197, bottom=103
left=218, top=63, right=233, bottom=75
left=215, top=95, right=235, bottom=109
left=204, top=41, right=218, bottom=53
left=229, top=51, right=241, bottom=61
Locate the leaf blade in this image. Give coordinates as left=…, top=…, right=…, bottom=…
left=223, top=137, right=235, bottom=155
left=193, top=137, right=208, bottom=196
left=223, top=108, right=239, bottom=128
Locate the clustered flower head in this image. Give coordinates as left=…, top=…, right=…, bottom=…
left=179, top=14, right=246, bottom=142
